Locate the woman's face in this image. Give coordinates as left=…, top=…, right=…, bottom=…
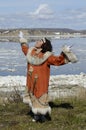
left=35, top=39, right=44, bottom=48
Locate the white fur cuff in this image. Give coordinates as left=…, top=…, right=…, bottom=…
left=19, top=38, right=27, bottom=43
left=62, top=45, right=78, bottom=63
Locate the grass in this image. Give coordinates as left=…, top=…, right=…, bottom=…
left=0, top=96, right=86, bottom=130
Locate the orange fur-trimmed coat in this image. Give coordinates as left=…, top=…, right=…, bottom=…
left=21, top=44, right=65, bottom=98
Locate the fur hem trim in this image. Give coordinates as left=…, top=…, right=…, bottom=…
left=23, top=95, right=32, bottom=107
left=32, top=106, right=51, bottom=115
left=26, top=47, right=53, bottom=65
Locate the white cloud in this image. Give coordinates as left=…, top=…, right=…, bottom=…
left=29, top=4, right=54, bottom=19
left=56, top=8, right=86, bottom=25
left=0, top=7, right=86, bottom=29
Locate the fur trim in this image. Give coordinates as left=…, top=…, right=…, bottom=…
left=30, top=93, right=51, bottom=115
left=23, top=92, right=51, bottom=115
left=23, top=94, right=32, bottom=107
left=26, top=47, right=53, bottom=65
left=19, top=38, right=27, bottom=43
left=32, top=106, right=51, bottom=115
left=62, top=45, right=78, bottom=63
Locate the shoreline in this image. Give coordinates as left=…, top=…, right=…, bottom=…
left=0, top=28, right=86, bottom=42
left=0, top=73, right=86, bottom=102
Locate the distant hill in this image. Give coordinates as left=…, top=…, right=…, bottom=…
left=0, top=28, right=86, bottom=34
left=0, top=28, right=86, bottom=42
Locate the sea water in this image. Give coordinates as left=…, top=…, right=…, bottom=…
left=0, top=37, right=86, bottom=76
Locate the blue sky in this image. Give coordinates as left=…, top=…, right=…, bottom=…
left=0, top=0, right=86, bottom=29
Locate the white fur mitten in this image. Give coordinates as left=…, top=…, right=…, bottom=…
left=62, top=45, right=78, bottom=63
left=19, top=31, right=27, bottom=43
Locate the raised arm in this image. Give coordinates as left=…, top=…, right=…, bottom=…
left=47, top=45, right=78, bottom=66
left=47, top=54, right=66, bottom=66
left=19, top=31, right=29, bottom=55
left=20, top=39, right=29, bottom=55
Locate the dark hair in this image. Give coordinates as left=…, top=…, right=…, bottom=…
left=41, top=38, right=53, bottom=53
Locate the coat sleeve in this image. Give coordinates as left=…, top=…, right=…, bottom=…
left=21, top=44, right=29, bottom=55
left=47, top=54, right=65, bottom=66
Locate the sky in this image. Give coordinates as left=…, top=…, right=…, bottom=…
left=0, top=0, right=86, bottom=29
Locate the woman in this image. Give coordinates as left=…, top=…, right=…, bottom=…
left=19, top=36, right=77, bottom=122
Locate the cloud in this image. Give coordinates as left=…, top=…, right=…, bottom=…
left=62, top=9, right=86, bottom=20
left=55, top=8, right=86, bottom=27
left=29, top=4, right=54, bottom=19
left=0, top=7, right=86, bottom=29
